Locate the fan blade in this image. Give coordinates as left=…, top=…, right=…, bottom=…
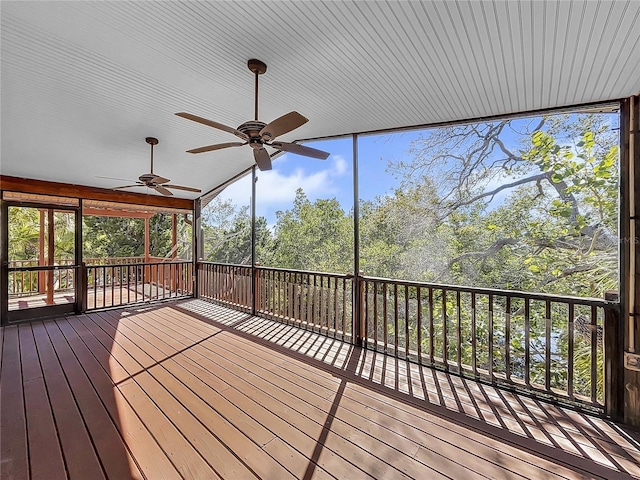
left=113, top=184, right=141, bottom=190
left=270, top=141, right=330, bottom=160
left=151, top=176, right=170, bottom=185
left=260, top=111, right=308, bottom=141
left=254, top=148, right=272, bottom=171
left=153, top=186, right=173, bottom=196
left=175, top=112, right=249, bottom=141
left=164, top=184, right=202, bottom=193
left=186, top=142, right=245, bottom=154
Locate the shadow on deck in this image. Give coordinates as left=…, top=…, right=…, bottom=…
left=1, top=298, right=639, bottom=479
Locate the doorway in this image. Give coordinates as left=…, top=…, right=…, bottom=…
left=1, top=201, right=81, bottom=324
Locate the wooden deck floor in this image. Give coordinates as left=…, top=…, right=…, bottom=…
left=2, top=299, right=639, bottom=479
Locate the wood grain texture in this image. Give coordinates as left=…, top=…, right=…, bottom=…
left=2, top=299, right=640, bottom=480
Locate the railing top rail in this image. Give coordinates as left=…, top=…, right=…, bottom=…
left=197, top=261, right=251, bottom=269
left=86, top=260, right=192, bottom=268
left=360, top=274, right=616, bottom=307
left=9, top=264, right=79, bottom=272
left=197, top=261, right=353, bottom=279
left=256, top=265, right=353, bottom=279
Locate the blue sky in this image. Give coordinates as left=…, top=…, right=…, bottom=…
left=217, top=111, right=620, bottom=226
left=218, top=129, right=424, bottom=225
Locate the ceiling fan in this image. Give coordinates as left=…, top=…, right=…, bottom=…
left=176, top=59, right=330, bottom=171
left=97, top=137, right=201, bottom=196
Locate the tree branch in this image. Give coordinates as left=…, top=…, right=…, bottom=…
left=449, top=173, right=547, bottom=209
left=437, top=238, right=519, bottom=280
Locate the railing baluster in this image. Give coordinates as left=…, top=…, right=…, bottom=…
left=333, top=277, right=338, bottom=338
left=456, top=290, right=462, bottom=371
left=591, top=304, right=598, bottom=405
left=525, top=298, right=530, bottom=386
left=111, top=265, right=115, bottom=306
left=505, top=295, right=511, bottom=381
left=101, top=266, right=106, bottom=307
left=417, top=286, right=422, bottom=363
left=442, top=289, right=448, bottom=368
left=488, top=293, right=494, bottom=379
left=393, top=283, right=398, bottom=355
left=93, top=266, right=97, bottom=309
left=568, top=302, right=575, bottom=400
left=428, top=287, right=434, bottom=364
left=373, top=281, right=378, bottom=349
left=383, top=282, right=388, bottom=352
left=405, top=284, right=410, bottom=358
left=545, top=300, right=552, bottom=392
left=471, top=292, right=477, bottom=375
left=342, top=277, right=347, bottom=340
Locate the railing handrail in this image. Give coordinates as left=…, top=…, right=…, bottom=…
left=9, top=264, right=79, bottom=272
left=197, top=261, right=354, bottom=279
left=88, top=260, right=192, bottom=268
left=360, top=274, right=616, bottom=308
left=197, top=261, right=251, bottom=269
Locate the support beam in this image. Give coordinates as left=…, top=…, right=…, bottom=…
left=352, top=133, right=363, bottom=346
left=38, top=209, right=46, bottom=293
left=1, top=175, right=193, bottom=210
left=251, top=166, right=257, bottom=315
left=0, top=201, right=9, bottom=325
left=82, top=207, right=155, bottom=219
left=144, top=216, right=151, bottom=262
left=46, top=209, right=54, bottom=305
left=622, top=95, right=640, bottom=426
left=193, top=199, right=201, bottom=298
left=171, top=213, right=177, bottom=259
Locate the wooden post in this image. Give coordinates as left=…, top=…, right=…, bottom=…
left=77, top=262, right=86, bottom=314
left=144, top=215, right=150, bottom=285
left=622, top=95, right=640, bottom=426
left=171, top=213, right=177, bottom=259
left=604, top=291, right=624, bottom=421
left=251, top=166, right=257, bottom=315
left=46, top=209, right=54, bottom=305
left=38, top=209, right=46, bottom=293
left=0, top=200, right=9, bottom=325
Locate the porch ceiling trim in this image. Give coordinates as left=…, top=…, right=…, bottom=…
left=0, top=176, right=193, bottom=211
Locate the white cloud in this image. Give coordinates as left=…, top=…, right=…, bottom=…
left=333, top=155, right=348, bottom=175
left=219, top=154, right=348, bottom=205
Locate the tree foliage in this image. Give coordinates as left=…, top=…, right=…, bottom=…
left=205, top=113, right=618, bottom=300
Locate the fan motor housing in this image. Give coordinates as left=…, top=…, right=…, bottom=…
left=237, top=120, right=267, bottom=139
left=138, top=173, right=156, bottom=183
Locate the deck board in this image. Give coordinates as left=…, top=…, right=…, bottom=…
left=163, top=306, right=577, bottom=480
left=137, top=308, right=422, bottom=479
left=45, top=319, right=144, bottom=480
left=31, top=320, right=107, bottom=480
left=1, top=326, right=29, bottom=480
left=18, top=323, right=66, bottom=480
left=2, top=299, right=640, bottom=480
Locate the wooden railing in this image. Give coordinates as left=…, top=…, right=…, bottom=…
left=195, top=262, right=620, bottom=413
left=198, top=263, right=252, bottom=312
left=255, top=267, right=353, bottom=341
left=9, top=256, right=173, bottom=297
left=360, top=276, right=615, bottom=410
left=197, top=263, right=353, bottom=341
left=85, top=260, right=193, bottom=310
left=8, top=259, right=75, bottom=296
left=83, top=256, right=146, bottom=266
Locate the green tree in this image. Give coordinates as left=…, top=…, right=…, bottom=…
left=202, top=198, right=272, bottom=265
left=387, top=113, right=618, bottom=298
left=271, top=189, right=352, bottom=273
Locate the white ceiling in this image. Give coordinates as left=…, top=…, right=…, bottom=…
left=2, top=1, right=640, bottom=199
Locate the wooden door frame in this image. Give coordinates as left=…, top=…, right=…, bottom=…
left=1, top=200, right=82, bottom=324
